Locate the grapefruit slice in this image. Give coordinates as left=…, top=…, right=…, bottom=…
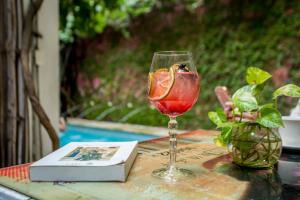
left=148, top=66, right=175, bottom=101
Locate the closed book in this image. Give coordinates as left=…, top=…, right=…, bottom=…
left=29, top=141, right=138, bottom=182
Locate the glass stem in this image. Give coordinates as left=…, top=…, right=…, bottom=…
left=168, top=117, right=177, bottom=170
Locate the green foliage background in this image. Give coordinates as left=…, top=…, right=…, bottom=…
left=60, top=0, right=300, bottom=130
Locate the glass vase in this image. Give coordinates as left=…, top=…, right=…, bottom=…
left=231, top=124, right=282, bottom=168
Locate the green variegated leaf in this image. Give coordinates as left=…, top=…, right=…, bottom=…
left=246, top=67, right=272, bottom=85
left=232, top=85, right=258, bottom=112
left=208, top=112, right=223, bottom=126
left=256, top=107, right=283, bottom=128
left=272, top=84, right=300, bottom=99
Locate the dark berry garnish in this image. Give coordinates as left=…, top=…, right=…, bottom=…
left=179, top=64, right=186, bottom=69
left=178, top=64, right=189, bottom=72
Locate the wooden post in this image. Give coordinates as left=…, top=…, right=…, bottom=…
left=16, top=0, right=28, bottom=164
left=0, top=0, right=5, bottom=167
left=0, top=0, right=18, bottom=166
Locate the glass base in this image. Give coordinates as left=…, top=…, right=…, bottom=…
left=152, top=167, right=195, bottom=183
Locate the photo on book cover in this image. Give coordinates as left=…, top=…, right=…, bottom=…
left=60, top=146, right=120, bottom=161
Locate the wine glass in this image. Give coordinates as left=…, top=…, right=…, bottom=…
left=148, top=51, right=200, bottom=182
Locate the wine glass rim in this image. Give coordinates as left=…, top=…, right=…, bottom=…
left=154, top=51, right=191, bottom=56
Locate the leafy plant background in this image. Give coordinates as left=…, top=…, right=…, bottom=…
left=60, top=0, right=300, bottom=130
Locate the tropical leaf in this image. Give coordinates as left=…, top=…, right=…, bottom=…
left=246, top=67, right=272, bottom=85
left=208, top=112, right=223, bottom=126
left=272, top=84, right=300, bottom=99
left=256, top=107, right=283, bottom=128
left=232, top=86, right=258, bottom=112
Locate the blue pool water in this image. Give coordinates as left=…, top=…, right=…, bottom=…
left=59, top=124, right=158, bottom=147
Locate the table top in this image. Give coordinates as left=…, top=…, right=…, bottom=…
left=0, top=129, right=299, bottom=200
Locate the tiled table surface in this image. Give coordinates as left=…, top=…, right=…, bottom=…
left=0, top=130, right=299, bottom=200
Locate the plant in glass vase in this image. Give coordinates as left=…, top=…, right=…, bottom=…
left=209, top=67, right=300, bottom=168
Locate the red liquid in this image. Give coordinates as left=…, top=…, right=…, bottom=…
left=149, top=72, right=200, bottom=117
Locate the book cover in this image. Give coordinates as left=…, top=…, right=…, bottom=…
left=29, top=141, right=138, bottom=182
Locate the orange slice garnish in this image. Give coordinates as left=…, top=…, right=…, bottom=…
left=148, top=66, right=176, bottom=101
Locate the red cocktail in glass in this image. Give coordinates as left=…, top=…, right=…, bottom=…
left=147, top=51, right=200, bottom=182
left=149, top=70, right=199, bottom=117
